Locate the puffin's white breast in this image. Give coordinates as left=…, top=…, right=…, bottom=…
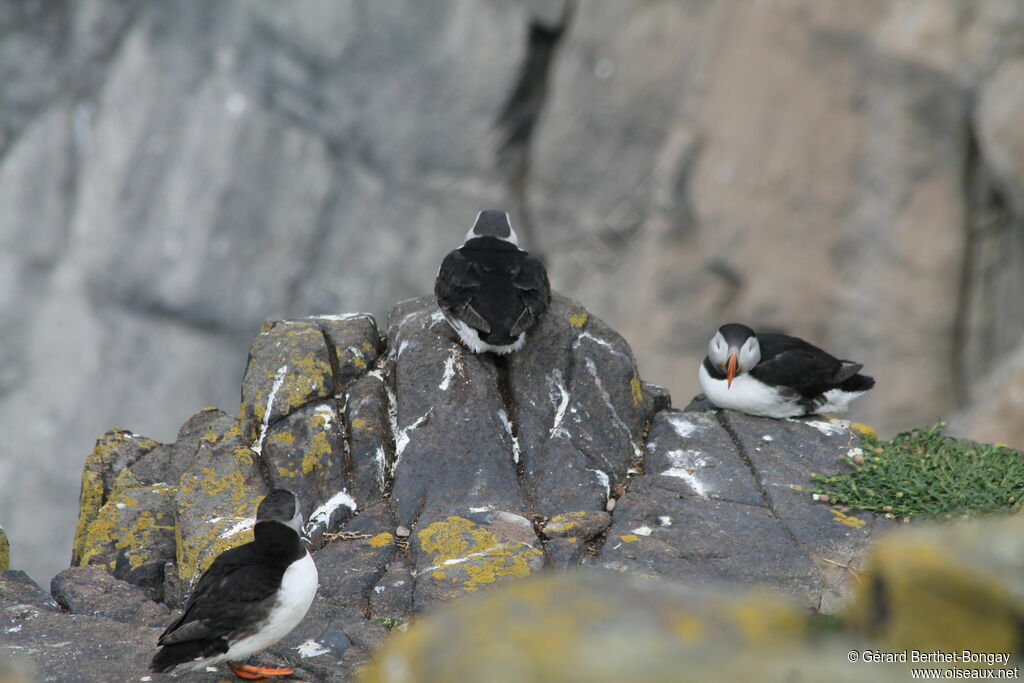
left=224, top=552, right=319, bottom=661
left=698, top=363, right=803, bottom=419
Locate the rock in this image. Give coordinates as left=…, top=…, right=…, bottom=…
left=412, top=513, right=545, bottom=611
left=541, top=510, right=611, bottom=568
left=344, top=374, right=393, bottom=509
left=264, top=595, right=388, bottom=682
left=369, top=559, right=415, bottom=623
left=125, top=408, right=222, bottom=488
left=975, top=58, right=1024, bottom=216
left=74, top=482, right=176, bottom=601
left=950, top=340, right=1024, bottom=451
left=0, top=602, right=168, bottom=683
left=70, top=429, right=161, bottom=566
left=508, top=295, right=654, bottom=516
left=30, top=297, right=902, bottom=679
left=0, top=571, right=60, bottom=612
left=386, top=297, right=526, bottom=526
left=240, top=320, right=337, bottom=445
left=850, top=513, right=1024, bottom=654
left=314, top=504, right=397, bottom=613
left=598, top=409, right=889, bottom=611
left=316, top=313, right=384, bottom=391
left=50, top=566, right=170, bottom=628
left=360, top=570, right=811, bottom=682
left=173, top=413, right=267, bottom=584
left=263, top=399, right=353, bottom=544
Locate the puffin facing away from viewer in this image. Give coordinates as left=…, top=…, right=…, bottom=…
left=699, top=323, right=875, bottom=418
left=150, top=489, right=317, bottom=679
left=435, top=210, right=551, bottom=354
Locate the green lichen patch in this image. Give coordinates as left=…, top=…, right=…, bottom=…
left=72, top=429, right=160, bottom=565
left=809, top=421, right=1024, bottom=519
left=238, top=321, right=335, bottom=444
left=416, top=516, right=544, bottom=593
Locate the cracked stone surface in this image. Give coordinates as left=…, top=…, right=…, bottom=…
left=0, top=294, right=898, bottom=680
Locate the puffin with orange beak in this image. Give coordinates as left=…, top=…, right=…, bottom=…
left=698, top=323, right=875, bottom=418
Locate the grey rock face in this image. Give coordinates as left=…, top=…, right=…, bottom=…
left=598, top=408, right=892, bottom=611
left=50, top=565, right=170, bottom=628
left=5, top=0, right=1024, bottom=595
left=0, top=295, right=893, bottom=680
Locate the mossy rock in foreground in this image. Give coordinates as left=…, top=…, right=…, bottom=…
left=361, top=571, right=811, bottom=682
left=851, top=513, right=1024, bottom=655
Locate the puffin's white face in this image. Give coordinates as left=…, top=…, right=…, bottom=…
left=707, top=331, right=730, bottom=366
left=284, top=500, right=304, bottom=534
left=707, top=331, right=761, bottom=387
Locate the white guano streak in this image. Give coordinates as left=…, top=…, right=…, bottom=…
left=585, top=358, right=641, bottom=461
left=252, top=365, right=289, bottom=455
left=438, top=349, right=458, bottom=390
left=549, top=371, right=570, bottom=439
left=497, top=408, right=521, bottom=465
left=588, top=468, right=611, bottom=499
left=307, top=490, right=357, bottom=531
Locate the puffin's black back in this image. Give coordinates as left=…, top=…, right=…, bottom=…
left=751, top=333, right=874, bottom=399
left=435, top=237, right=550, bottom=345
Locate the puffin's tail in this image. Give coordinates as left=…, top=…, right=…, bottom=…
left=150, top=640, right=227, bottom=673
left=838, top=371, right=874, bottom=393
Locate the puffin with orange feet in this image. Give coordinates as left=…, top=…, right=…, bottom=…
left=150, top=489, right=317, bottom=679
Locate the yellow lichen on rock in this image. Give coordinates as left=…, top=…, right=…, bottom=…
left=850, top=515, right=1024, bottom=655
left=359, top=571, right=811, bottom=683
left=0, top=525, right=9, bottom=572
left=417, top=517, right=543, bottom=591
left=830, top=508, right=867, bottom=529
left=78, top=485, right=176, bottom=573
left=369, top=533, right=394, bottom=548
left=850, top=422, right=877, bottom=439
left=568, top=311, right=588, bottom=328
left=630, top=375, right=643, bottom=407
left=72, top=429, right=159, bottom=565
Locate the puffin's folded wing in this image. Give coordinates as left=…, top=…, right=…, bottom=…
left=435, top=250, right=490, bottom=332
left=752, top=349, right=844, bottom=399
left=509, top=254, right=551, bottom=337
left=158, top=556, right=285, bottom=646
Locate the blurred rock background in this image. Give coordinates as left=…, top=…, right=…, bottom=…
left=1, top=0, right=1023, bottom=583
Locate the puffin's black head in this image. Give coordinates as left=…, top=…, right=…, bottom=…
left=257, top=488, right=302, bottom=534
left=464, top=210, right=519, bottom=246
left=707, top=323, right=761, bottom=388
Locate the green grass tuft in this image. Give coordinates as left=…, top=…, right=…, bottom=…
left=809, top=421, right=1024, bottom=519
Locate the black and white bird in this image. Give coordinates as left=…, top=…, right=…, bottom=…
left=150, top=489, right=318, bottom=680
left=435, top=210, right=551, bottom=354
left=698, top=323, right=875, bottom=418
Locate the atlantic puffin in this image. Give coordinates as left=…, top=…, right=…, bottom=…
left=699, top=323, right=875, bottom=418
left=150, top=489, right=318, bottom=679
left=435, top=210, right=551, bottom=354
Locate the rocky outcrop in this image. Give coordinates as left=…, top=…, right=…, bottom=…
left=0, top=296, right=894, bottom=680
left=6, top=0, right=1024, bottom=586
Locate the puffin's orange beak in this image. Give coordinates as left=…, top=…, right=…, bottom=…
left=726, top=351, right=738, bottom=388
